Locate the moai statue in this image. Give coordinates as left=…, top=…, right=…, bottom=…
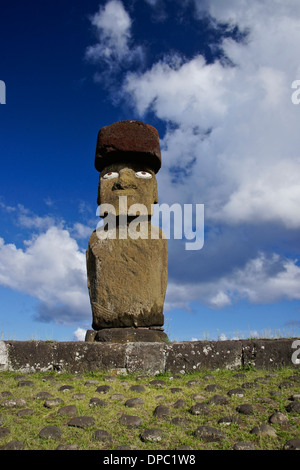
left=86, top=120, right=168, bottom=343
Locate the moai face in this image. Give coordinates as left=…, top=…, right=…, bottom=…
left=97, top=161, right=158, bottom=216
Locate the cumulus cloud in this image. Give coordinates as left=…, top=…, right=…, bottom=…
left=0, top=226, right=90, bottom=325
left=123, top=0, right=300, bottom=229
left=165, top=252, right=300, bottom=310
left=85, top=0, right=144, bottom=74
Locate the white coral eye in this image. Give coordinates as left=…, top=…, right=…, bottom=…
left=135, top=171, right=152, bottom=179
left=103, top=171, right=119, bottom=179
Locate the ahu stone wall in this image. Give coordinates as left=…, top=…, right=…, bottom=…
left=0, top=338, right=299, bottom=375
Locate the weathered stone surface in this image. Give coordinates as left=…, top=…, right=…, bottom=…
left=0, top=440, right=24, bottom=450
left=194, top=426, right=226, bottom=442
left=119, top=414, right=143, bottom=427
left=126, top=342, right=166, bottom=375
left=165, top=340, right=243, bottom=373
left=233, top=441, right=257, bottom=450
left=189, top=403, right=210, bottom=416
left=93, top=429, right=113, bottom=442
left=250, top=424, right=277, bottom=437
left=2, top=338, right=299, bottom=375
left=242, top=338, right=297, bottom=369
left=95, top=120, right=161, bottom=173
left=39, top=426, right=62, bottom=440
left=87, top=229, right=167, bottom=329
left=94, top=327, right=168, bottom=343
left=68, top=416, right=95, bottom=428
left=236, top=404, right=254, bottom=415
left=140, top=428, right=164, bottom=443
left=153, top=405, right=171, bottom=418
left=283, top=438, right=300, bottom=450
left=1, top=398, right=27, bottom=408
left=269, top=411, right=289, bottom=425
left=125, top=397, right=144, bottom=408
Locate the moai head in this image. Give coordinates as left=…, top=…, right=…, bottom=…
left=95, top=121, right=161, bottom=216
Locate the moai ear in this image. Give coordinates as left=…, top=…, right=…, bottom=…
left=153, top=179, right=158, bottom=204
left=97, top=176, right=101, bottom=206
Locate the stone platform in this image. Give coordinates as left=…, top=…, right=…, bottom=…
left=85, top=327, right=168, bottom=343
left=0, top=338, right=299, bottom=375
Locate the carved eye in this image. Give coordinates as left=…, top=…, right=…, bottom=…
left=135, top=171, right=152, bottom=179
left=103, top=171, right=119, bottom=179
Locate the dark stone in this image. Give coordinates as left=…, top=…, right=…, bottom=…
left=189, top=403, right=210, bottom=416
left=96, top=385, right=112, bottom=394
left=68, top=416, right=95, bottom=428
left=172, top=399, right=187, bottom=409
left=171, top=417, right=190, bottom=427
left=233, top=441, right=257, bottom=450
left=278, top=381, right=293, bottom=389
left=236, top=404, right=254, bottom=415
left=18, top=380, right=34, bottom=387
left=35, top=391, right=53, bottom=400
left=250, top=424, right=277, bottom=437
left=110, top=393, right=125, bottom=401
left=205, top=384, right=220, bottom=392
left=227, top=388, right=244, bottom=397
left=242, top=382, right=259, bottom=389
left=170, top=388, right=182, bottom=393
left=140, top=428, right=164, bottom=443
left=94, top=327, right=168, bottom=343
left=194, top=426, right=226, bottom=442
left=58, top=405, right=77, bottom=417
left=153, top=405, right=171, bottom=418
left=0, top=440, right=24, bottom=450
left=1, top=398, right=27, bottom=408
left=44, top=398, right=64, bottom=408
left=93, top=429, right=113, bottom=443
left=119, top=414, right=143, bottom=427
left=129, top=385, right=146, bottom=392
left=208, top=394, right=229, bottom=405
left=233, top=373, right=247, bottom=379
left=125, top=397, right=144, bottom=408
left=286, top=401, right=300, bottom=413
left=283, top=438, right=300, bottom=450
left=269, top=412, right=289, bottom=424
left=218, top=416, right=242, bottom=425
left=149, top=379, right=166, bottom=387
left=17, top=409, right=34, bottom=416
left=89, top=397, right=107, bottom=407
left=39, top=426, right=62, bottom=440
left=56, top=444, right=79, bottom=450
left=85, top=330, right=97, bottom=342
left=59, top=385, right=74, bottom=392
left=0, top=428, right=10, bottom=439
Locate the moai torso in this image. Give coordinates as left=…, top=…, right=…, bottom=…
left=86, top=121, right=168, bottom=339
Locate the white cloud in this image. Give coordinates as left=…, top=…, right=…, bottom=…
left=0, top=226, right=90, bottom=325
left=122, top=0, right=300, bottom=229
left=165, top=252, right=300, bottom=310
left=73, top=327, right=87, bottom=341
left=85, top=0, right=144, bottom=70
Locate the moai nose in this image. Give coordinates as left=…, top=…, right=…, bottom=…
left=113, top=168, right=137, bottom=190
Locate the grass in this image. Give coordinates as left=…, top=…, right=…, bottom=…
left=0, top=367, right=299, bottom=450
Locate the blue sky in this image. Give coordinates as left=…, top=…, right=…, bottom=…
left=1, top=0, right=300, bottom=342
